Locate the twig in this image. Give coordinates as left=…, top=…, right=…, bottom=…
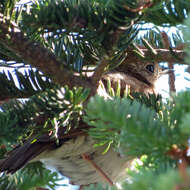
left=161, top=32, right=176, bottom=94
left=81, top=153, right=114, bottom=186
left=174, top=159, right=190, bottom=190
left=90, top=58, right=109, bottom=96
left=125, top=48, right=185, bottom=64
left=167, top=145, right=190, bottom=190
left=178, top=159, right=189, bottom=182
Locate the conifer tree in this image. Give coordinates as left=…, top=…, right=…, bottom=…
left=0, top=0, right=190, bottom=190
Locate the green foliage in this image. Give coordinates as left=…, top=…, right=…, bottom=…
left=83, top=169, right=190, bottom=190
left=143, top=0, right=190, bottom=26
left=0, top=111, right=19, bottom=146
left=122, top=169, right=189, bottom=190
left=129, top=92, right=163, bottom=113
left=0, top=43, right=23, bottom=62
left=182, top=13, right=190, bottom=64
left=0, top=0, right=190, bottom=189
left=0, top=162, right=63, bottom=190
left=0, top=0, right=19, bottom=18
left=18, top=0, right=141, bottom=72
left=85, top=96, right=163, bottom=157
left=169, top=91, right=190, bottom=126
left=83, top=92, right=190, bottom=190
left=0, top=86, right=89, bottom=146
left=21, top=0, right=138, bottom=32
left=84, top=93, right=190, bottom=164
left=0, top=68, right=54, bottom=99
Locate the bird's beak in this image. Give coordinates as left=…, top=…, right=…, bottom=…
left=160, top=66, right=175, bottom=75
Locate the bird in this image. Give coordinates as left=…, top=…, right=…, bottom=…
left=99, top=61, right=164, bottom=96
left=0, top=61, right=168, bottom=188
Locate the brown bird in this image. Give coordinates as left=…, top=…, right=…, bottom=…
left=100, top=61, right=163, bottom=96
left=0, top=62, right=168, bottom=187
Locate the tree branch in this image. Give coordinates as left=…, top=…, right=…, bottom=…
left=0, top=94, right=33, bottom=106
left=0, top=14, right=186, bottom=102
left=0, top=14, right=91, bottom=90
left=125, top=48, right=185, bottom=63
left=161, top=32, right=176, bottom=94
left=90, top=58, right=109, bottom=96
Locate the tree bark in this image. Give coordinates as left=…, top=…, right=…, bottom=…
left=0, top=14, right=91, bottom=90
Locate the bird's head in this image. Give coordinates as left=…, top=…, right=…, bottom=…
left=103, top=62, right=172, bottom=95
left=120, top=62, right=164, bottom=87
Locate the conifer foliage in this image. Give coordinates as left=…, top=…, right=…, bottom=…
left=0, top=0, right=190, bottom=189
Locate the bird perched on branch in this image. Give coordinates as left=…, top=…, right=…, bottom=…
left=0, top=61, right=168, bottom=188
left=100, top=61, right=164, bottom=97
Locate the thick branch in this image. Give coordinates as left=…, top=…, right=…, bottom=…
left=90, top=58, right=109, bottom=96
left=0, top=93, right=36, bottom=105
left=0, top=14, right=91, bottom=89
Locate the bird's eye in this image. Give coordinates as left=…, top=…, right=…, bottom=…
left=146, top=64, right=154, bottom=73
